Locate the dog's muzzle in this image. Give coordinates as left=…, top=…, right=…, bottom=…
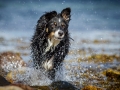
left=54, top=30, right=64, bottom=39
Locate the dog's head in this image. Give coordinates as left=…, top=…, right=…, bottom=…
left=45, top=8, right=71, bottom=40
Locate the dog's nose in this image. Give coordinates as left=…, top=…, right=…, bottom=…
left=58, top=31, right=64, bottom=36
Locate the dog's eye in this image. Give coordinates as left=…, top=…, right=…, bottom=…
left=52, top=22, right=57, bottom=28
left=51, top=22, right=57, bottom=28
left=61, top=23, right=65, bottom=28
left=52, top=25, right=55, bottom=28
left=54, top=22, right=57, bottom=26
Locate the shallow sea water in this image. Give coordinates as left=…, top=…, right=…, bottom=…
left=0, top=30, right=120, bottom=89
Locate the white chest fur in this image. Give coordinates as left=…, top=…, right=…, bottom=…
left=43, top=38, right=60, bottom=70
left=45, top=38, right=60, bottom=53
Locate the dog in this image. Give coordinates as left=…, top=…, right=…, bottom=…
left=31, top=7, right=71, bottom=80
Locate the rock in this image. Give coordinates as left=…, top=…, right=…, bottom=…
left=0, top=86, right=24, bottom=90
left=93, top=39, right=110, bottom=44
left=82, top=85, right=102, bottom=90
left=102, top=69, right=120, bottom=90
left=32, top=81, right=80, bottom=90
left=0, top=75, right=34, bottom=90
left=31, top=86, right=50, bottom=90
left=0, top=51, right=26, bottom=76
left=0, top=75, right=11, bottom=86
left=6, top=67, right=27, bottom=83
left=0, top=84, right=34, bottom=90
left=50, top=81, right=80, bottom=90
left=103, top=69, right=120, bottom=80
left=83, top=54, right=120, bottom=63
left=12, top=84, right=34, bottom=90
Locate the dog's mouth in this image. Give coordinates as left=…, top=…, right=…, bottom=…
left=54, top=36, right=63, bottom=40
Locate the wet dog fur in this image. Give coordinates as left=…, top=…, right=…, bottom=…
left=31, top=7, right=71, bottom=80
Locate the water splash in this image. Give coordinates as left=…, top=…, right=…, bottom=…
left=7, top=67, right=52, bottom=86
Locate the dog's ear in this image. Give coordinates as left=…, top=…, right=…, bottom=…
left=61, top=7, right=71, bottom=22
left=45, top=11, right=57, bottom=22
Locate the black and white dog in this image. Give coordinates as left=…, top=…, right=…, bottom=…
left=31, top=7, right=71, bottom=80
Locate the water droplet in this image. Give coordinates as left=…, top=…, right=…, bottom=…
left=62, top=1, right=65, bottom=4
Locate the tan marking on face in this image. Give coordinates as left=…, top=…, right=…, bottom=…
left=54, top=22, right=57, bottom=25
left=46, top=28, right=48, bottom=32
left=48, top=32, right=55, bottom=39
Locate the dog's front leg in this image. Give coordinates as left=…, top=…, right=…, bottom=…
left=47, top=68, right=56, bottom=80
left=43, top=56, right=54, bottom=71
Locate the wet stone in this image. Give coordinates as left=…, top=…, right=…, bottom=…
left=0, top=75, right=11, bottom=86
left=50, top=81, right=80, bottom=90
left=0, top=51, right=26, bottom=76
left=0, top=84, right=34, bottom=90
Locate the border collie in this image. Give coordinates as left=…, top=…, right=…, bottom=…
left=31, top=7, right=71, bottom=80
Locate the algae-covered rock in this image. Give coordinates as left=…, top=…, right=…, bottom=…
left=103, top=69, right=120, bottom=80
left=78, top=54, right=120, bottom=63
left=93, top=39, right=110, bottom=44
left=102, top=69, right=120, bottom=90
left=82, top=85, right=102, bottom=90
left=87, top=54, right=117, bottom=63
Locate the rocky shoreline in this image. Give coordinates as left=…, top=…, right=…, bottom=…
left=0, top=51, right=120, bottom=90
